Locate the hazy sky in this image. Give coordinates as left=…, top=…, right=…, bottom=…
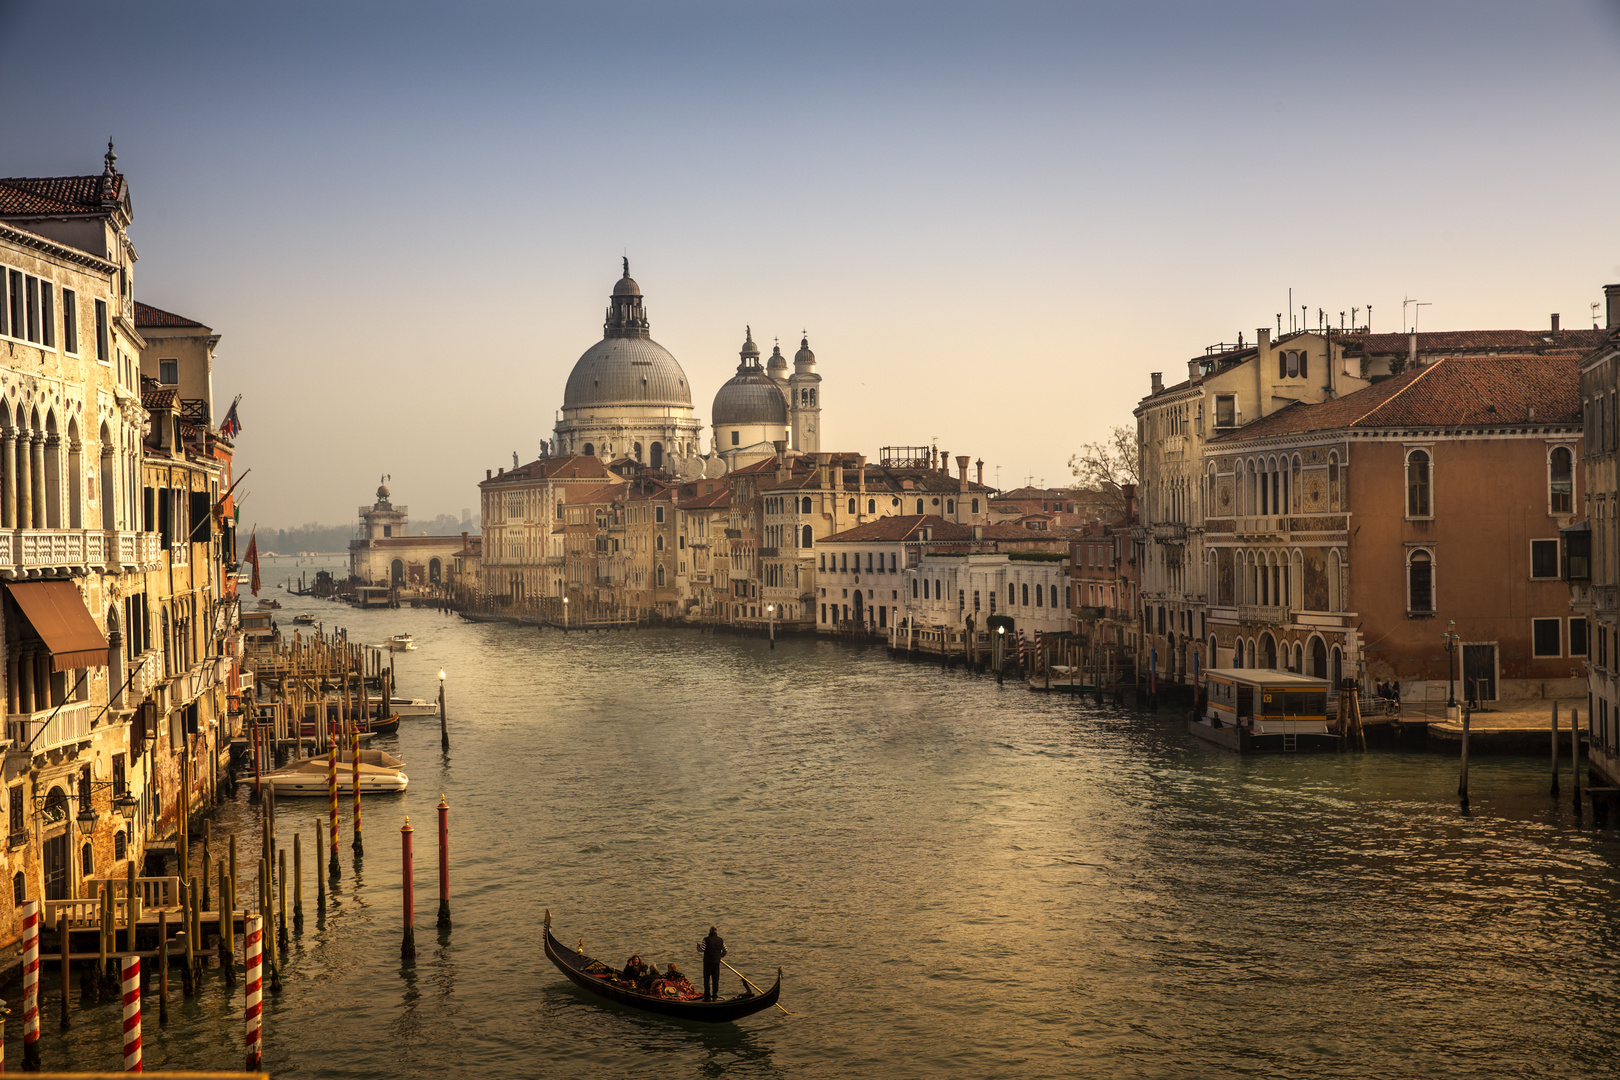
left=3, top=0, right=1617, bottom=528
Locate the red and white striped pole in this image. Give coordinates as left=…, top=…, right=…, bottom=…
left=351, top=729, right=363, bottom=857
left=121, top=955, right=141, bottom=1072
left=244, top=914, right=263, bottom=1070
left=21, top=898, right=39, bottom=1069
left=400, top=817, right=415, bottom=961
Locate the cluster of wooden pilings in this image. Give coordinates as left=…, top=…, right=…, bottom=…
left=242, top=626, right=398, bottom=790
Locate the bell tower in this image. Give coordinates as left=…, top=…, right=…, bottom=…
left=788, top=333, right=821, bottom=452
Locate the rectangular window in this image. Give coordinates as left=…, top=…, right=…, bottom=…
left=112, top=753, right=127, bottom=796
left=1530, top=539, right=1560, bottom=579
left=39, top=282, right=53, bottom=348
left=1570, top=617, right=1589, bottom=657
left=23, top=275, right=39, bottom=342
left=1532, top=618, right=1561, bottom=658
left=8, top=786, right=22, bottom=835
left=0, top=268, right=8, bottom=336
left=1215, top=394, right=1236, bottom=428
left=9, top=271, right=26, bottom=339
left=95, top=299, right=109, bottom=361
left=159, top=359, right=178, bottom=385
left=61, top=289, right=77, bottom=353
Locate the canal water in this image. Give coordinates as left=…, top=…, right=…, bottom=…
left=11, top=557, right=1620, bottom=1077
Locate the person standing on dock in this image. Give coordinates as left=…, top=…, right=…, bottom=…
left=699, top=926, right=726, bottom=1001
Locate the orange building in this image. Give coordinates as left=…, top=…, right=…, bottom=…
left=1204, top=354, right=1584, bottom=707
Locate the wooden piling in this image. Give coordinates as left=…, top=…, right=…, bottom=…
left=58, top=910, right=70, bottom=1030
left=401, top=817, right=416, bottom=961
left=219, top=862, right=235, bottom=986
left=328, top=747, right=340, bottom=876
left=352, top=729, right=363, bottom=857
left=1551, top=701, right=1559, bottom=795
left=179, top=880, right=195, bottom=998
left=158, top=909, right=169, bottom=1025
left=1572, top=707, right=1583, bottom=815
left=316, top=819, right=327, bottom=909
left=437, top=795, right=451, bottom=931
left=1458, top=706, right=1471, bottom=808
left=277, top=849, right=288, bottom=952
left=190, top=874, right=202, bottom=981
left=125, top=860, right=137, bottom=952
left=293, top=833, right=304, bottom=929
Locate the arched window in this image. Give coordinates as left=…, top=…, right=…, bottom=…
left=912, top=579, right=919, bottom=598
left=656, top=565, right=665, bottom=586
left=1008, top=584, right=1016, bottom=606
left=802, top=497, right=812, bottom=513
left=650, top=442, right=663, bottom=469
left=114, top=831, right=126, bottom=860
left=1550, top=447, right=1573, bottom=513
left=1021, top=583, right=1030, bottom=606
left=1310, top=636, right=1327, bottom=679
left=1209, top=634, right=1218, bottom=667
left=848, top=498, right=856, bottom=514
left=971, top=498, right=979, bottom=513
left=935, top=579, right=941, bottom=601
left=12, top=872, right=23, bottom=905
left=655, top=535, right=663, bottom=551
left=868, top=499, right=876, bottom=514
left=1050, top=585, right=1058, bottom=608
left=1234, top=638, right=1244, bottom=667
left=946, top=500, right=955, bottom=514
left=82, top=843, right=93, bottom=878
left=802, top=525, right=813, bottom=547
left=582, top=443, right=594, bottom=457
left=916, top=499, right=924, bottom=514
left=1408, top=549, right=1433, bottom=612
left=1406, top=450, right=1429, bottom=517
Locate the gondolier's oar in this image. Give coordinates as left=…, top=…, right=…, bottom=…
left=720, top=959, right=794, bottom=1016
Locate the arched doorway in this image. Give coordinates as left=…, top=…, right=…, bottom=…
left=391, top=559, right=405, bottom=587
left=99, top=422, right=116, bottom=530
left=1235, top=639, right=1244, bottom=667
left=42, top=786, right=69, bottom=900
left=1330, top=646, right=1342, bottom=689
left=582, top=443, right=594, bottom=457
left=1261, top=633, right=1277, bottom=669
left=650, top=442, right=663, bottom=469
left=429, top=558, right=442, bottom=584
left=852, top=590, right=864, bottom=625
left=1310, top=637, right=1327, bottom=679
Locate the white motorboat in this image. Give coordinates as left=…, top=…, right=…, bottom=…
left=292, top=613, right=317, bottom=625
left=387, top=633, right=415, bottom=651
left=390, top=696, right=437, bottom=717
left=263, top=749, right=408, bottom=795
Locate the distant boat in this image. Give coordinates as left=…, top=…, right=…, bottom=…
left=258, top=598, right=282, bottom=609
left=387, top=633, right=415, bottom=651
left=391, top=696, right=437, bottom=717
left=292, top=613, right=317, bottom=625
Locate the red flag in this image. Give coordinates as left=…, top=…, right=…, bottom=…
left=244, top=532, right=261, bottom=596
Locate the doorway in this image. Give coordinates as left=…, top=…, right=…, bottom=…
left=1462, top=643, right=1498, bottom=703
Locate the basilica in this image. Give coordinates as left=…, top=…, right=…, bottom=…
left=549, top=260, right=822, bottom=476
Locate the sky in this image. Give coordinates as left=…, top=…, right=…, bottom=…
left=3, top=0, right=1618, bottom=528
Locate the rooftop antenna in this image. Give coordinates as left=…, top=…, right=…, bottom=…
left=1593, top=301, right=1602, bottom=329
left=1367, top=304, right=1372, bottom=332
left=1339, top=310, right=1346, bottom=331
left=1288, top=288, right=1293, bottom=332
left=1413, top=301, right=1431, bottom=333
left=1276, top=313, right=1282, bottom=336
left=1301, top=305, right=1307, bottom=333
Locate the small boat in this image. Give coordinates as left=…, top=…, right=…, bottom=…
left=387, top=633, right=415, bottom=651
left=258, top=598, right=282, bottom=609
left=292, top=614, right=317, bottom=625
left=263, top=749, right=408, bottom=795
left=543, top=911, right=781, bottom=1023
left=390, top=697, right=437, bottom=717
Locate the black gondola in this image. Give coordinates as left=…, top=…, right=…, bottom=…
left=543, top=911, right=782, bottom=1023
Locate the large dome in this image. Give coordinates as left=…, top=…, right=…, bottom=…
left=563, top=337, right=693, bottom=407
left=561, top=262, right=694, bottom=408
left=713, top=328, right=788, bottom=425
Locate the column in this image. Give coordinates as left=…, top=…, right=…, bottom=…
left=17, top=650, right=33, bottom=716
left=1, top=428, right=14, bottom=529
left=14, top=430, right=29, bottom=533
left=31, top=435, right=46, bottom=530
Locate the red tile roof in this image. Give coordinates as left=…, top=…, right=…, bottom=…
left=141, top=387, right=179, bottom=411
left=134, top=302, right=205, bottom=329
left=1213, top=355, right=1579, bottom=441
left=822, top=515, right=968, bottom=544
left=482, top=455, right=619, bottom=486
left=1345, top=329, right=1606, bottom=354
left=0, top=173, right=124, bottom=215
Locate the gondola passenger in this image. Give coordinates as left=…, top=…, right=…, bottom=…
left=638, top=962, right=661, bottom=993
left=621, top=955, right=647, bottom=984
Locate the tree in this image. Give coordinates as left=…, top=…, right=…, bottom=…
left=1067, top=424, right=1139, bottom=522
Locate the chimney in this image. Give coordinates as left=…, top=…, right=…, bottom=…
left=1121, top=482, right=1137, bottom=523
left=1188, top=359, right=1202, bottom=383
left=486, top=469, right=492, bottom=480
left=973, top=524, right=982, bottom=541
left=938, top=450, right=949, bottom=475
left=956, top=456, right=970, bottom=492
left=818, top=455, right=830, bottom=489
left=1256, top=327, right=1270, bottom=354
left=1149, top=372, right=1163, bottom=394
left=774, top=440, right=788, bottom=482
left=833, top=462, right=844, bottom=491
left=858, top=455, right=868, bottom=494
left=975, top=459, right=985, bottom=487
left=1408, top=333, right=1417, bottom=369
left=1551, top=313, right=1561, bottom=335
left=1606, top=284, right=1620, bottom=331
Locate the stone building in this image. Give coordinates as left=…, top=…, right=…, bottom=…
left=349, top=481, right=462, bottom=588
left=1206, top=353, right=1583, bottom=706
left=477, top=454, right=619, bottom=606
left=1568, top=285, right=1620, bottom=786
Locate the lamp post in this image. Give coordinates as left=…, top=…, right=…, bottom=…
left=1441, top=619, right=1459, bottom=712
left=767, top=604, right=775, bottom=650
left=438, top=669, right=448, bottom=750
left=996, top=625, right=1006, bottom=685
left=562, top=596, right=569, bottom=634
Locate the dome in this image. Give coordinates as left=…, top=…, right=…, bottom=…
left=563, top=336, right=692, bottom=408
left=739, top=327, right=761, bottom=359
left=713, top=370, right=788, bottom=426
left=612, top=275, right=641, bottom=297
left=794, top=335, right=815, bottom=365
left=766, top=344, right=788, bottom=379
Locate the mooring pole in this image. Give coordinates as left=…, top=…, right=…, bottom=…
left=158, top=909, right=169, bottom=1026
left=293, top=833, right=304, bottom=930
left=328, top=747, right=340, bottom=876
left=58, top=910, right=70, bottom=1030
left=401, top=817, right=416, bottom=961
left=1572, top=707, right=1583, bottom=815
left=244, top=915, right=263, bottom=1071
left=437, top=796, right=451, bottom=931
left=1551, top=701, right=1560, bottom=796
left=219, top=862, right=235, bottom=987
left=121, top=955, right=141, bottom=1073
left=21, top=898, right=38, bottom=1069
left=1458, top=705, right=1471, bottom=808
left=352, top=729, right=363, bottom=857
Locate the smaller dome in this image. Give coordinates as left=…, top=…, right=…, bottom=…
left=376, top=483, right=391, bottom=500
left=767, top=344, right=787, bottom=377
left=612, top=275, right=641, bottom=297
left=713, top=365, right=788, bottom=426
left=795, top=335, right=815, bottom=365
left=740, top=326, right=760, bottom=358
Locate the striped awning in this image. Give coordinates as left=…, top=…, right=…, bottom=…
left=8, top=581, right=108, bottom=671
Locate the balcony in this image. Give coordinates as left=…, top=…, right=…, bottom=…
left=759, top=547, right=780, bottom=558
left=1236, top=604, right=1290, bottom=626
left=0, top=529, right=162, bottom=578
left=8, top=701, right=96, bottom=755
left=1151, top=522, right=1187, bottom=544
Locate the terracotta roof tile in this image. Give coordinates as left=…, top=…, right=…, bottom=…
left=1345, top=329, right=1606, bottom=354
left=134, top=302, right=205, bottom=329
left=141, top=387, right=179, bottom=411
left=0, top=173, right=124, bottom=215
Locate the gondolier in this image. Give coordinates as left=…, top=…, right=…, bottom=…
left=699, top=926, right=726, bottom=1001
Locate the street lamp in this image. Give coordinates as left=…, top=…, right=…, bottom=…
left=75, top=802, right=97, bottom=838
left=562, top=596, right=569, bottom=633
left=767, top=604, right=775, bottom=650
left=996, top=624, right=1006, bottom=685
left=115, top=791, right=138, bottom=821
left=1441, top=619, right=1459, bottom=710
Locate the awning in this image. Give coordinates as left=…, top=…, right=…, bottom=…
left=8, top=581, right=108, bottom=671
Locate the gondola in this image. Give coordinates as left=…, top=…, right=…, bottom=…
left=543, top=911, right=782, bottom=1023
